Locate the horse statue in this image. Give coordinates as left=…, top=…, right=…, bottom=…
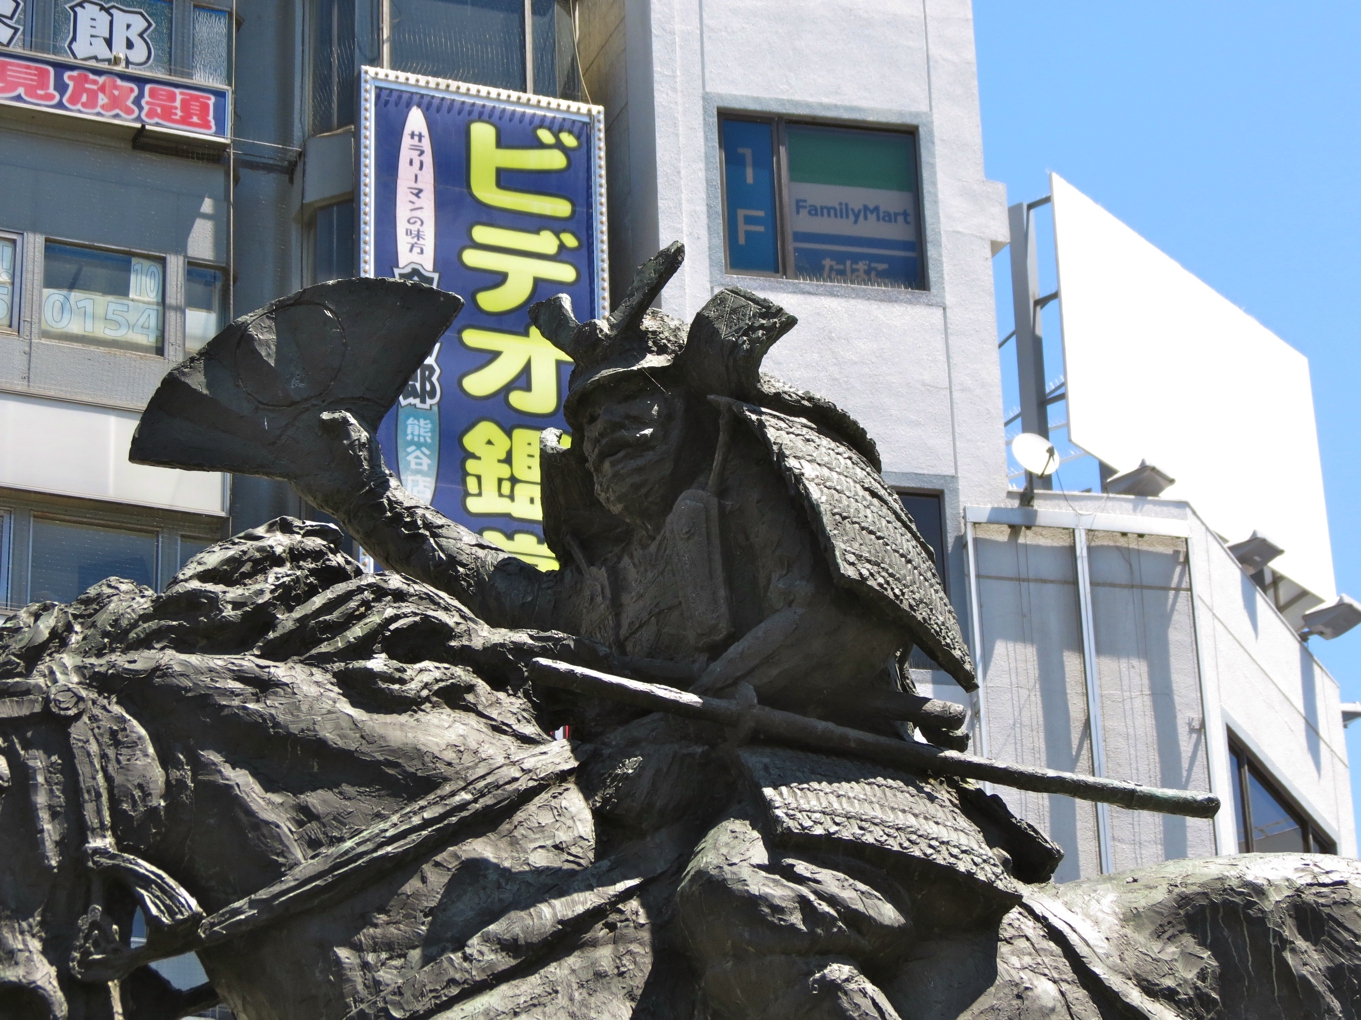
left=2, top=246, right=1358, bottom=1020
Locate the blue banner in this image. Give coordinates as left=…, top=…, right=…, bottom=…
left=360, top=68, right=607, bottom=571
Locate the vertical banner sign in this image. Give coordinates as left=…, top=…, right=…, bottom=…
left=360, top=68, right=607, bottom=571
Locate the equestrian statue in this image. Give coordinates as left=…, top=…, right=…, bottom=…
left=1, top=244, right=1358, bottom=1020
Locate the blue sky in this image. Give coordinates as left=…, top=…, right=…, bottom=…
left=973, top=3, right=1361, bottom=825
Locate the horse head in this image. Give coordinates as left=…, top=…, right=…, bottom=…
left=0, top=518, right=599, bottom=1020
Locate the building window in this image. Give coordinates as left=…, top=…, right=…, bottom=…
left=56, top=0, right=173, bottom=76
left=0, top=234, right=18, bottom=332
left=29, top=516, right=158, bottom=603
left=898, top=490, right=946, bottom=584
left=42, top=242, right=165, bottom=355
left=0, top=496, right=219, bottom=617
left=719, top=116, right=925, bottom=290
left=0, top=0, right=21, bottom=48
left=313, top=0, right=580, bottom=138
left=178, top=536, right=211, bottom=569
left=0, top=509, right=11, bottom=613
left=1229, top=740, right=1335, bottom=854
left=310, top=0, right=355, bottom=135
left=311, top=200, right=355, bottom=283
left=388, top=0, right=525, bottom=91
left=384, top=0, right=580, bottom=97
left=185, top=264, right=225, bottom=354
left=534, top=0, right=580, bottom=101
left=191, top=4, right=232, bottom=85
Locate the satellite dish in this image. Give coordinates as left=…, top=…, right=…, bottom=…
left=1012, top=432, right=1058, bottom=477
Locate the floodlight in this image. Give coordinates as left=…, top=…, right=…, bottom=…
left=1103, top=460, right=1175, bottom=498
left=1228, top=531, right=1285, bottom=575
left=1300, top=595, right=1361, bottom=641
left=1342, top=703, right=1361, bottom=729
left=1011, top=432, right=1058, bottom=477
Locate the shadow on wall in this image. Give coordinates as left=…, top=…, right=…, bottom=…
left=1241, top=569, right=1260, bottom=638
left=1300, top=643, right=1322, bottom=773
left=1087, top=534, right=1193, bottom=864
left=976, top=525, right=1091, bottom=883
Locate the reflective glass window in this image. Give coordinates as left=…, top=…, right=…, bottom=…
left=312, top=201, right=354, bottom=283
left=57, top=0, right=172, bottom=76
left=1246, top=769, right=1306, bottom=852
left=192, top=5, right=230, bottom=85
left=0, top=0, right=22, bottom=49
left=185, top=265, right=224, bottom=354
left=898, top=491, right=945, bottom=584
left=30, top=518, right=156, bottom=603
left=0, top=236, right=16, bottom=330
left=178, top=536, right=211, bottom=570
left=389, top=0, right=524, bottom=91
left=43, top=242, right=164, bottom=355
left=549, top=0, right=580, bottom=100
left=310, top=0, right=354, bottom=135
left=0, top=509, right=10, bottom=612
left=1230, top=740, right=1333, bottom=854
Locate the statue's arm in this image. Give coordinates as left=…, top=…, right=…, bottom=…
left=295, top=412, right=567, bottom=630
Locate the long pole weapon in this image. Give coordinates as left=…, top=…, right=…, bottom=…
left=530, top=658, right=1220, bottom=819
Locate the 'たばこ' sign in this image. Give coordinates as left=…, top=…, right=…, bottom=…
left=359, top=67, right=607, bottom=571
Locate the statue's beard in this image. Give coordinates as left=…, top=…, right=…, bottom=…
left=590, top=431, right=681, bottom=530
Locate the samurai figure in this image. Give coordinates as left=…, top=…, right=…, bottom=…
left=132, top=242, right=1056, bottom=1013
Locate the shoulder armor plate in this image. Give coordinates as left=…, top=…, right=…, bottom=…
left=726, top=400, right=976, bottom=689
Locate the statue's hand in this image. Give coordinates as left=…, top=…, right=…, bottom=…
left=294, top=410, right=392, bottom=518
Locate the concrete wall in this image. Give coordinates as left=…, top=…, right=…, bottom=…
left=1189, top=509, right=1356, bottom=856
left=961, top=492, right=1354, bottom=879
left=972, top=521, right=1102, bottom=881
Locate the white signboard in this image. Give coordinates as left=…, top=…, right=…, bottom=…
left=1052, top=172, right=1335, bottom=601
left=0, top=391, right=225, bottom=515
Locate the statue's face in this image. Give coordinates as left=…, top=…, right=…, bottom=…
left=577, top=371, right=688, bottom=531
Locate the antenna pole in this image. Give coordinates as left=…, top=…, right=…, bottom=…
left=1009, top=198, right=1051, bottom=489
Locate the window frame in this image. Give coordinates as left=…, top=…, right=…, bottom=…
left=184, top=260, right=227, bottom=355
left=28, top=510, right=163, bottom=602
left=378, top=0, right=580, bottom=98
left=1229, top=736, right=1336, bottom=855
left=895, top=487, right=947, bottom=592
left=39, top=236, right=169, bottom=357
left=0, top=230, right=21, bottom=335
left=0, top=488, right=222, bottom=613
left=717, top=112, right=928, bottom=292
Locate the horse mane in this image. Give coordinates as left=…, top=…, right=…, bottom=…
left=0, top=517, right=587, bottom=1020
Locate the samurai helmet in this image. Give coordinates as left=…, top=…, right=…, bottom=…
left=530, top=241, right=881, bottom=470
left=529, top=242, right=689, bottom=428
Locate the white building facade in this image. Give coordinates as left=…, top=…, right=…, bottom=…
left=578, top=0, right=1356, bottom=871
